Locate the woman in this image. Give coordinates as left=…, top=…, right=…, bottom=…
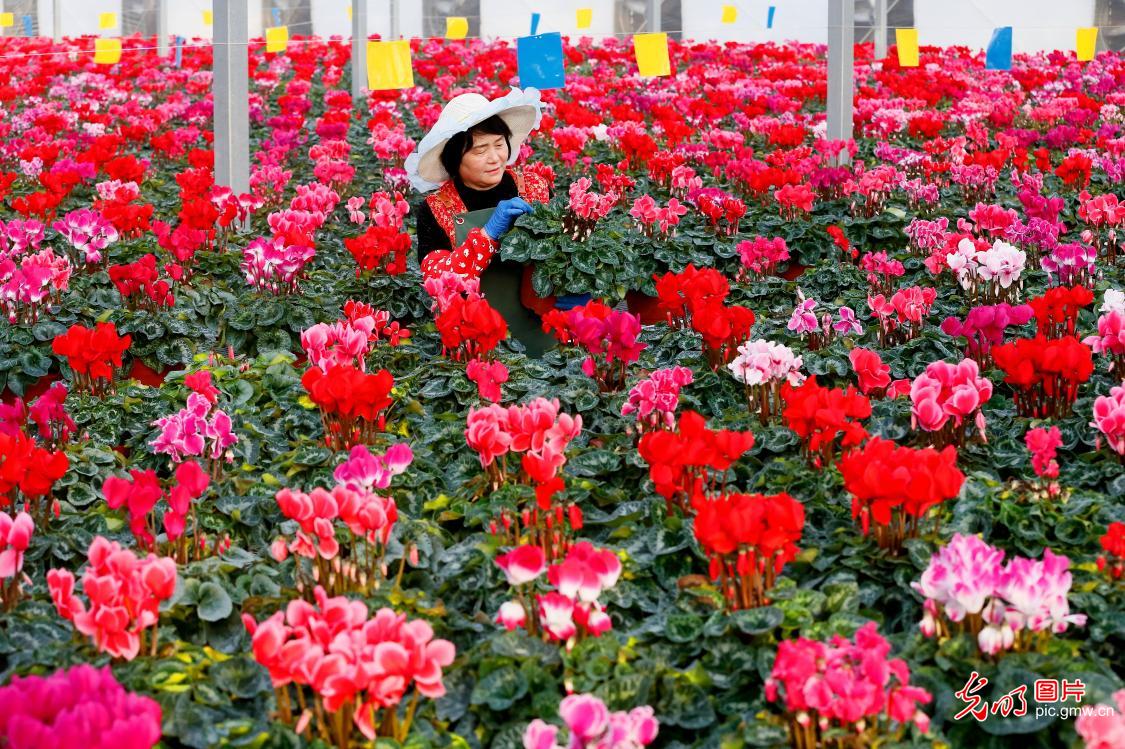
left=406, top=88, right=557, bottom=356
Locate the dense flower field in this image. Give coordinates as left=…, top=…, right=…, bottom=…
left=0, top=30, right=1123, bottom=749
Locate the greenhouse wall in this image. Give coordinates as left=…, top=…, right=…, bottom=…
left=6, top=0, right=1113, bottom=52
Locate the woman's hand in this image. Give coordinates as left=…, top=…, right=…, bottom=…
left=482, top=197, right=534, bottom=240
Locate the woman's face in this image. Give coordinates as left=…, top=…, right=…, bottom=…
left=458, top=131, right=509, bottom=190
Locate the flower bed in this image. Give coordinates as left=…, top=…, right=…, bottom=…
left=0, top=31, right=1122, bottom=749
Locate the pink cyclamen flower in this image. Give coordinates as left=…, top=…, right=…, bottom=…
left=496, top=544, right=547, bottom=586
left=497, top=600, right=527, bottom=631
left=1076, top=689, right=1125, bottom=749
left=1092, top=385, right=1125, bottom=457
left=1025, top=426, right=1062, bottom=478
left=466, top=358, right=509, bottom=403
left=0, top=511, right=34, bottom=578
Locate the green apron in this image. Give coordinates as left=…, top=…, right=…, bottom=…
left=454, top=209, right=556, bottom=357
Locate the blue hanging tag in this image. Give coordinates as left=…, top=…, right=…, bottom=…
left=985, top=26, right=1012, bottom=70
left=272, top=7, right=281, bottom=26
left=517, top=31, right=565, bottom=90
left=530, top=12, right=540, bottom=36
left=767, top=6, right=776, bottom=29
left=174, top=35, right=184, bottom=67
left=22, top=15, right=32, bottom=36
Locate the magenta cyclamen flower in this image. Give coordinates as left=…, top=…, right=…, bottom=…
left=0, top=664, right=162, bottom=749
left=940, top=303, right=1033, bottom=360
left=241, top=235, right=316, bottom=295
left=621, top=366, right=694, bottom=430
left=1025, top=426, right=1062, bottom=478
left=524, top=694, right=659, bottom=749
left=765, top=622, right=931, bottom=734
left=151, top=392, right=238, bottom=464
left=0, top=511, right=33, bottom=579
left=787, top=293, right=819, bottom=334
left=52, top=209, right=119, bottom=264
left=332, top=442, right=412, bottom=493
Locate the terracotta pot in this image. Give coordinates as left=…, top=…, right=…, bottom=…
left=129, top=359, right=178, bottom=387
left=625, top=290, right=666, bottom=324
left=780, top=262, right=808, bottom=281
left=1, top=372, right=61, bottom=405
left=519, top=265, right=557, bottom=316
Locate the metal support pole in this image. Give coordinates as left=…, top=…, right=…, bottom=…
left=389, top=0, right=399, bottom=40
left=352, top=0, right=367, bottom=103
left=874, top=0, right=887, bottom=59
left=214, top=0, right=249, bottom=194
left=826, top=0, right=854, bottom=163
left=645, top=0, right=661, bottom=33
left=52, top=0, right=61, bottom=42
left=157, top=0, right=168, bottom=58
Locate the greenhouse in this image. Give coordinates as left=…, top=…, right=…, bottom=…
left=0, top=1, right=1123, bottom=748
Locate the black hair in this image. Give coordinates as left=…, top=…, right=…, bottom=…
left=438, top=115, right=513, bottom=180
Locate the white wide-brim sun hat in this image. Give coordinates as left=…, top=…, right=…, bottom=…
left=404, top=87, right=543, bottom=193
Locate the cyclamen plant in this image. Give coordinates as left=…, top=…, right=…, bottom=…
left=1077, top=189, right=1123, bottom=265
left=542, top=301, right=646, bottom=392
left=243, top=586, right=454, bottom=746
left=1024, top=425, right=1064, bottom=498
left=637, top=410, right=755, bottom=515
left=0, top=665, right=162, bottom=749
left=946, top=237, right=1027, bottom=304
left=0, top=510, right=33, bottom=611
left=52, top=208, right=119, bottom=265
left=727, top=339, right=806, bottom=425
left=940, top=302, right=1033, bottom=368
left=271, top=443, right=411, bottom=596
left=424, top=272, right=508, bottom=361
left=150, top=372, right=238, bottom=476
left=565, top=178, right=617, bottom=241
left=1091, top=384, right=1125, bottom=461
left=51, top=322, right=131, bottom=396
left=102, top=460, right=210, bottom=560
left=0, top=428, right=69, bottom=524
left=48, top=536, right=177, bottom=660
left=788, top=290, right=863, bottom=351
left=494, top=541, right=621, bottom=645
left=466, top=399, right=584, bottom=558
left=655, top=265, right=756, bottom=368
left=840, top=437, right=964, bottom=553
left=0, top=381, right=76, bottom=450
left=909, top=358, right=993, bottom=448
left=1084, top=288, right=1125, bottom=372
left=1097, top=522, right=1125, bottom=581
left=913, top=534, right=1086, bottom=656
left=1042, top=242, right=1099, bottom=289
left=620, top=366, right=693, bottom=437
left=765, top=622, right=932, bottom=749
left=694, top=491, right=804, bottom=610
left=993, top=335, right=1094, bottom=418
left=867, top=286, right=936, bottom=347
left=240, top=235, right=316, bottom=294
left=781, top=377, right=870, bottom=468
left=1076, top=690, right=1125, bottom=749
left=736, top=235, right=790, bottom=280
left=524, top=694, right=658, bottom=749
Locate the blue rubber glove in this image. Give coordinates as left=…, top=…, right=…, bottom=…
left=482, top=197, right=534, bottom=240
